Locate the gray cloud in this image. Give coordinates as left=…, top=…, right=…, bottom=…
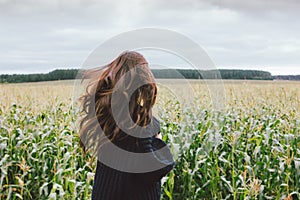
left=0, top=0, right=299, bottom=75
left=208, top=0, right=300, bottom=14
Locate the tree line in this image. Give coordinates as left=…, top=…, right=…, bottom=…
left=0, top=69, right=79, bottom=83
left=273, top=75, right=300, bottom=81
left=0, top=68, right=293, bottom=83
left=151, top=69, right=273, bottom=80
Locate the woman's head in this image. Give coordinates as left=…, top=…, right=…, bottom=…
left=79, top=51, right=157, bottom=153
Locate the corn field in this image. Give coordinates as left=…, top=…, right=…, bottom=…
left=0, top=80, right=299, bottom=199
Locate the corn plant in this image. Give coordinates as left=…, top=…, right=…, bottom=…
left=0, top=80, right=299, bottom=199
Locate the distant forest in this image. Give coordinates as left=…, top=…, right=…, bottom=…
left=0, top=68, right=298, bottom=83
left=0, top=69, right=79, bottom=83
left=273, top=75, right=300, bottom=81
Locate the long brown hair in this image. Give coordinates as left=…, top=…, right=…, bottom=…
left=79, top=51, right=157, bottom=155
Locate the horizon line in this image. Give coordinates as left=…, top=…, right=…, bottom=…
left=0, top=68, right=299, bottom=76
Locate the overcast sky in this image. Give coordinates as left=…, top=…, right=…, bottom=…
left=1, top=0, right=300, bottom=75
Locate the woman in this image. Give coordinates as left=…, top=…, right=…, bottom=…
left=79, top=51, right=175, bottom=200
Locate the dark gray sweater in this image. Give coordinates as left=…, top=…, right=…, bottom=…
left=92, top=118, right=175, bottom=200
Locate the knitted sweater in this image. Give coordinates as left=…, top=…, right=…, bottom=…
left=92, top=117, right=175, bottom=200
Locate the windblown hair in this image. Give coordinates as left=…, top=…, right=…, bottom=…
left=79, top=51, right=157, bottom=155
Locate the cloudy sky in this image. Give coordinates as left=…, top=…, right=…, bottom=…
left=1, top=0, right=300, bottom=75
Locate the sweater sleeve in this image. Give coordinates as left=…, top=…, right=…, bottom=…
left=135, top=117, right=175, bottom=184
left=137, top=138, right=175, bottom=184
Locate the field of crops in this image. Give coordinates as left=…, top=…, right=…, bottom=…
left=0, top=80, right=299, bottom=199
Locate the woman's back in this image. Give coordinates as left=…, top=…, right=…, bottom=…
left=92, top=117, right=174, bottom=200
left=92, top=140, right=162, bottom=199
